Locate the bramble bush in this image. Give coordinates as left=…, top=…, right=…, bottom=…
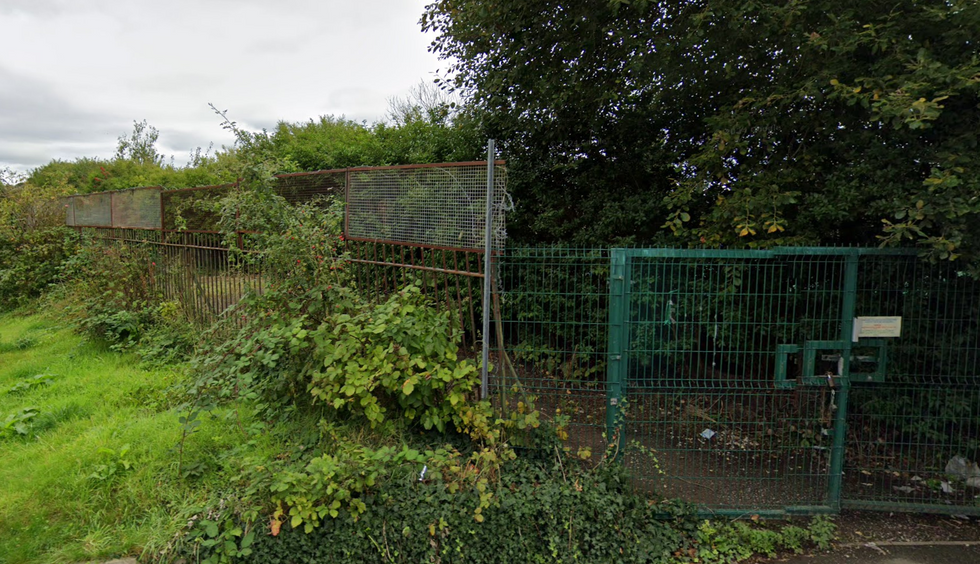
left=0, top=228, right=79, bottom=311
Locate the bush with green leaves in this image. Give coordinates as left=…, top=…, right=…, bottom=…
left=177, top=452, right=694, bottom=564
left=57, top=237, right=197, bottom=363
left=58, top=241, right=159, bottom=347
left=0, top=227, right=79, bottom=311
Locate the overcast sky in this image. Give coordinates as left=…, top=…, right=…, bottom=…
left=0, top=0, right=445, bottom=173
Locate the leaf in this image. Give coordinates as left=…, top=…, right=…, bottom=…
left=402, top=379, right=415, bottom=396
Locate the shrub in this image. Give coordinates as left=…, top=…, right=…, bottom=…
left=0, top=227, right=79, bottom=311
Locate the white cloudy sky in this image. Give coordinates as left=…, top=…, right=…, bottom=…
left=0, top=0, right=445, bottom=172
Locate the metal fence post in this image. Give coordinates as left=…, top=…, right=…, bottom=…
left=480, top=140, right=495, bottom=400
left=606, top=248, right=628, bottom=460
left=827, top=250, right=859, bottom=509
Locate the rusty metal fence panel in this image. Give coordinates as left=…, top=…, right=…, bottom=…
left=274, top=170, right=346, bottom=204
left=67, top=188, right=162, bottom=229
left=68, top=162, right=508, bottom=334
left=346, top=162, right=508, bottom=251
left=110, top=187, right=162, bottom=229
left=67, top=192, right=112, bottom=227
left=84, top=227, right=263, bottom=327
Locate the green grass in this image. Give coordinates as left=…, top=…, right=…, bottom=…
left=0, top=312, right=273, bottom=564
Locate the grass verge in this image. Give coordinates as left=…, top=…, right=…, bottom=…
left=0, top=311, right=273, bottom=564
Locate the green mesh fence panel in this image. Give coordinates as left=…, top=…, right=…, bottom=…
left=621, top=250, right=848, bottom=514
left=495, top=246, right=980, bottom=516
left=492, top=247, right=612, bottom=461
left=110, top=187, right=162, bottom=229
left=844, top=255, right=980, bottom=514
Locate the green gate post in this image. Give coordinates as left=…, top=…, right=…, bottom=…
left=827, top=250, right=859, bottom=510
left=606, top=248, right=629, bottom=461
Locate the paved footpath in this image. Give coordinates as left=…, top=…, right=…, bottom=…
left=778, top=543, right=980, bottom=564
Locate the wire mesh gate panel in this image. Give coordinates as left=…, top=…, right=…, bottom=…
left=611, top=249, right=859, bottom=515
left=496, top=247, right=980, bottom=516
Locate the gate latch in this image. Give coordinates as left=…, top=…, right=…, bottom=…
left=825, top=372, right=837, bottom=389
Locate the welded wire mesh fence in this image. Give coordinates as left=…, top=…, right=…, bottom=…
left=491, top=247, right=612, bottom=459
left=493, top=246, right=980, bottom=516
left=275, top=170, right=346, bottom=204
left=69, top=162, right=505, bottom=333
left=346, top=162, right=508, bottom=251
left=161, top=185, right=233, bottom=231
left=66, top=191, right=112, bottom=227
left=845, top=255, right=980, bottom=513
left=64, top=165, right=980, bottom=517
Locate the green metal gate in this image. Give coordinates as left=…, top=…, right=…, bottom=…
left=605, top=248, right=980, bottom=516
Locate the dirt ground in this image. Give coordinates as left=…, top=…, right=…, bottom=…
left=774, top=545, right=980, bottom=564
left=834, top=510, right=980, bottom=544
left=761, top=511, right=980, bottom=564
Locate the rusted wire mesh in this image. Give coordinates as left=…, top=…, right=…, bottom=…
left=66, top=192, right=112, bottom=227
left=66, top=187, right=162, bottom=229
left=161, top=185, right=233, bottom=231
left=346, top=162, right=508, bottom=251
left=274, top=170, right=346, bottom=204
left=110, top=187, right=162, bottom=229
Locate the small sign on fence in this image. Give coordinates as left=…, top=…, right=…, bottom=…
left=854, top=316, right=903, bottom=339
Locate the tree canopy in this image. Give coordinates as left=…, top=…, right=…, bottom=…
left=423, top=0, right=980, bottom=268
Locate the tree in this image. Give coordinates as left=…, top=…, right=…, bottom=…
left=116, top=119, right=164, bottom=167
left=423, top=0, right=980, bottom=269
left=375, top=80, right=484, bottom=165
left=270, top=116, right=381, bottom=171
left=424, top=0, right=681, bottom=245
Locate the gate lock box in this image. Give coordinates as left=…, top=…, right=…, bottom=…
left=775, top=339, right=888, bottom=389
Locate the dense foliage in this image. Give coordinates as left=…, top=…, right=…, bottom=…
left=0, top=228, right=78, bottom=311
left=0, top=176, right=79, bottom=311
left=423, top=0, right=980, bottom=271
left=188, top=457, right=692, bottom=564
left=21, top=87, right=484, bottom=198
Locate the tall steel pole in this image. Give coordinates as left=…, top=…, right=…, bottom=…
left=480, top=140, right=495, bottom=399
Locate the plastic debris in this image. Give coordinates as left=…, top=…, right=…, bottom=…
left=700, top=429, right=716, bottom=440
left=945, top=455, right=980, bottom=480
